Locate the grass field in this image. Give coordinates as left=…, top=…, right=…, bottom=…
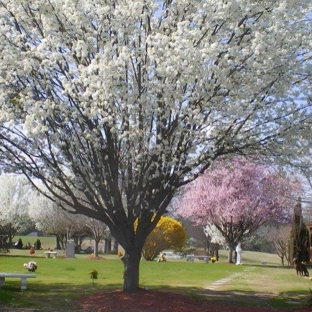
left=1, top=244, right=312, bottom=310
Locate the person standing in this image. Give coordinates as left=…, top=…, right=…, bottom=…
left=236, top=243, right=242, bottom=265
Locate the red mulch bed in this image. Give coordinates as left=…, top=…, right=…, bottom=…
left=74, top=289, right=311, bottom=312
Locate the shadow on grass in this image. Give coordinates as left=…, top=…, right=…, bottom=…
left=0, top=252, right=51, bottom=260
left=0, top=282, right=123, bottom=310
left=0, top=282, right=310, bottom=311
left=0, top=254, right=47, bottom=259
left=194, top=288, right=309, bottom=309
left=136, top=284, right=310, bottom=310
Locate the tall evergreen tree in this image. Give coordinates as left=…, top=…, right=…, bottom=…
left=290, top=199, right=309, bottom=262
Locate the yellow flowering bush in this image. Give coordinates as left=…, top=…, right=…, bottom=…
left=211, top=256, right=217, bottom=263
left=141, top=216, right=186, bottom=261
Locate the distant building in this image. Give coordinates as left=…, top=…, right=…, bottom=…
left=27, top=231, right=43, bottom=237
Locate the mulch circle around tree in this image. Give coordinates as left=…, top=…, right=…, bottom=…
left=74, top=289, right=312, bottom=312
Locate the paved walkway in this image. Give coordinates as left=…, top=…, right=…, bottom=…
left=206, top=273, right=241, bottom=290
left=205, top=266, right=255, bottom=290
left=199, top=266, right=283, bottom=307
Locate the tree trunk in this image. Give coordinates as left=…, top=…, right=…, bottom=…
left=228, top=247, right=234, bottom=263
left=121, top=248, right=142, bottom=292
left=216, top=245, right=219, bottom=260
left=56, top=234, right=62, bottom=250
left=105, top=238, right=112, bottom=253
left=94, top=239, right=100, bottom=257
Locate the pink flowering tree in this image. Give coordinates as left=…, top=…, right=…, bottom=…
left=177, top=158, right=299, bottom=263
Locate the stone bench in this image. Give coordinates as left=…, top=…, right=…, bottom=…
left=0, top=273, right=36, bottom=291
left=186, top=255, right=211, bottom=263
left=44, top=251, right=58, bottom=258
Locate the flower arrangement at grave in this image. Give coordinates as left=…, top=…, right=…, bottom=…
left=90, top=269, right=98, bottom=284
left=29, top=247, right=35, bottom=255
left=24, top=261, right=37, bottom=272
left=211, top=256, right=217, bottom=263
left=117, top=251, right=123, bottom=258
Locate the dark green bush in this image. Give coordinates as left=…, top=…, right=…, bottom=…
left=0, top=222, right=18, bottom=253
left=16, top=238, right=23, bottom=249
left=34, top=238, right=41, bottom=250
left=0, top=228, right=10, bottom=253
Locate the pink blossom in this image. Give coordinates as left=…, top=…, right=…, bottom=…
left=177, top=157, right=300, bottom=257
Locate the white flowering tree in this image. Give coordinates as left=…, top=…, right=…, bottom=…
left=0, top=1, right=311, bottom=291
left=28, top=192, right=56, bottom=235
left=204, top=224, right=226, bottom=247
left=0, top=173, right=34, bottom=233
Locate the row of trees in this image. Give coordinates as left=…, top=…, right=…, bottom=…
left=0, top=158, right=306, bottom=264
left=0, top=0, right=311, bottom=291
left=0, top=158, right=307, bottom=261
left=0, top=173, right=186, bottom=258
left=0, top=173, right=113, bottom=254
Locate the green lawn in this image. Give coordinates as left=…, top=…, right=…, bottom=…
left=1, top=251, right=244, bottom=289
left=1, top=248, right=311, bottom=310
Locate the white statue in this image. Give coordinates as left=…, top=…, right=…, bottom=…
left=235, top=243, right=242, bottom=265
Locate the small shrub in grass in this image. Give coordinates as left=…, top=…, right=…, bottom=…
left=90, top=269, right=98, bottom=285
left=90, top=269, right=98, bottom=279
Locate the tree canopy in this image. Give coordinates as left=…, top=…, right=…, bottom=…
left=0, top=0, right=311, bottom=290
left=177, top=157, right=300, bottom=262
